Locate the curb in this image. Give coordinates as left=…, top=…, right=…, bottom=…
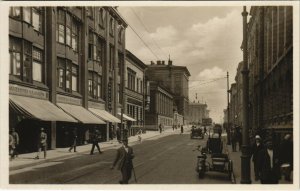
left=10, top=131, right=171, bottom=172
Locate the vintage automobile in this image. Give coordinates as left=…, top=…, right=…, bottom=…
left=191, top=126, right=204, bottom=139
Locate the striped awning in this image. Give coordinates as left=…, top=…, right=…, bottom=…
left=9, top=95, right=77, bottom=122
left=88, top=108, right=121, bottom=123
left=58, top=103, right=105, bottom=124
left=118, top=113, right=137, bottom=122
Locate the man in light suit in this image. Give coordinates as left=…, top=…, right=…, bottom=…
left=111, top=139, right=135, bottom=184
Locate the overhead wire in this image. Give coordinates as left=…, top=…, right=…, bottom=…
left=130, top=8, right=168, bottom=60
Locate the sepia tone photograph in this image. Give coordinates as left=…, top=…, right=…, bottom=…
left=1, top=1, right=299, bottom=189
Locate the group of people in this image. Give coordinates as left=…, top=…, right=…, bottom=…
left=251, top=134, right=293, bottom=184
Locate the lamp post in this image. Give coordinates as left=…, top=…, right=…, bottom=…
left=227, top=71, right=231, bottom=145
left=240, top=6, right=251, bottom=184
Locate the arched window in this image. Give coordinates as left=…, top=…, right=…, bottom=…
left=118, top=27, right=123, bottom=43
left=109, top=18, right=114, bottom=36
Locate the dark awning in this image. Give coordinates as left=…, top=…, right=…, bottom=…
left=9, top=95, right=77, bottom=122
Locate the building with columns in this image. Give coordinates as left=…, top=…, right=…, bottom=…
left=188, top=101, right=209, bottom=125
left=9, top=6, right=127, bottom=153
left=145, top=60, right=190, bottom=124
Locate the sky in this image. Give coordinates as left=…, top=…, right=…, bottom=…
left=118, top=6, right=244, bottom=123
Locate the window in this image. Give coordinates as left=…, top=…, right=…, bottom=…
left=57, top=58, right=65, bottom=88
left=109, top=46, right=114, bottom=70
left=99, top=8, right=105, bottom=27
left=127, top=68, right=136, bottom=91
left=66, top=61, right=71, bottom=92
left=32, top=47, right=43, bottom=82
left=9, top=37, right=21, bottom=76
left=32, top=8, right=41, bottom=31
left=72, top=65, right=78, bottom=92
left=97, top=74, right=102, bottom=99
left=118, top=27, right=123, bottom=43
left=88, top=72, right=93, bottom=96
left=58, top=24, right=65, bottom=43
left=88, top=32, right=93, bottom=60
left=23, top=7, right=31, bottom=23
left=23, top=41, right=32, bottom=82
left=109, top=18, right=114, bottom=36
left=71, top=21, right=78, bottom=51
left=66, top=14, right=71, bottom=46
left=9, top=7, right=21, bottom=19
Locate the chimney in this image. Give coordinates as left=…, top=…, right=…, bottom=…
left=157, top=60, right=161, bottom=65
left=150, top=61, right=155, bottom=65
left=168, top=54, right=172, bottom=65
left=162, top=61, right=165, bottom=65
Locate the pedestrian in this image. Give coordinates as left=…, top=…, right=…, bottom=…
left=137, top=128, right=142, bottom=143
left=35, top=128, right=47, bottom=159
left=172, top=124, right=175, bottom=131
left=236, top=127, right=242, bottom=151
left=279, top=134, right=293, bottom=181
left=231, top=129, right=237, bottom=152
left=180, top=125, right=184, bottom=134
left=257, top=140, right=280, bottom=184
left=68, top=128, right=77, bottom=152
left=111, top=139, right=135, bottom=184
left=159, top=124, right=162, bottom=134
left=11, top=128, right=19, bottom=158
left=251, top=135, right=264, bottom=181
left=9, top=131, right=15, bottom=160
left=204, top=126, right=208, bottom=135
left=90, top=129, right=103, bottom=155
left=116, top=126, right=121, bottom=143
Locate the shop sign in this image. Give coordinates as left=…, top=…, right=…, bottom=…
left=57, top=94, right=82, bottom=105
left=9, top=84, right=48, bottom=99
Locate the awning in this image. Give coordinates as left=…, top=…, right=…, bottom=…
left=118, top=113, right=137, bottom=122
left=9, top=95, right=77, bottom=122
left=88, top=108, right=121, bottom=123
left=57, top=103, right=105, bottom=124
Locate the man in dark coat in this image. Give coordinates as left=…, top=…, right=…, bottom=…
left=251, top=135, right=264, bottom=181
left=90, top=129, right=103, bottom=155
left=111, top=139, right=135, bottom=184
left=279, top=134, right=293, bottom=181
left=257, top=140, right=280, bottom=184
left=68, top=128, right=77, bottom=152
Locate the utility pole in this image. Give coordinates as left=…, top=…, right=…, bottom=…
left=227, top=71, right=231, bottom=145
left=241, top=6, right=251, bottom=184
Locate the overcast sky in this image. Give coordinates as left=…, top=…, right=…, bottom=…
left=118, top=6, right=244, bottom=123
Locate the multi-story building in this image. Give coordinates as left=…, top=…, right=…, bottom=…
left=145, top=81, right=174, bottom=130
left=248, top=6, right=293, bottom=143
left=145, top=60, right=190, bottom=124
left=188, top=101, right=209, bottom=125
left=9, top=6, right=127, bottom=153
left=124, top=50, right=148, bottom=136
left=234, top=61, right=243, bottom=127
left=229, top=83, right=238, bottom=127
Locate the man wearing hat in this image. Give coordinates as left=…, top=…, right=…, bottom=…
left=111, top=139, right=135, bottom=184
left=35, top=128, right=47, bottom=159
left=251, top=135, right=264, bottom=181
left=257, top=140, right=280, bottom=184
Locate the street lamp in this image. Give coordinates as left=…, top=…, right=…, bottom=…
left=240, top=6, right=251, bottom=184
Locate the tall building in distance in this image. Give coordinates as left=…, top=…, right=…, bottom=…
left=145, top=59, right=191, bottom=124
left=188, top=101, right=209, bottom=125
left=9, top=6, right=128, bottom=153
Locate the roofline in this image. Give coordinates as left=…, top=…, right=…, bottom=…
left=126, top=50, right=147, bottom=69
left=147, top=65, right=191, bottom=77
left=107, top=7, right=128, bottom=28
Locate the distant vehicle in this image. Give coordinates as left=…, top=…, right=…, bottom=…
left=191, top=126, right=204, bottom=139
left=213, top=124, right=222, bottom=135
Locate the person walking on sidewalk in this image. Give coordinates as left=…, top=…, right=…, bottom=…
left=180, top=125, right=184, bottom=134
left=90, top=129, right=103, bottom=155
left=68, top=128, right=77, bottom=152
left=257, top=140, right=280, bottom=184
left=111, top=139, right=135, bottom=184
left=9, top=131, right=16, bottom=160
left=116, top=126, right=121, bottom=143
left=159, top=124, right=162, bottom=134
left=251, top=135, right=264, bottom=181
left=11, top=128, right=19, bottom=158
left=279, top=134, right=293, bottom=181
left=35, top=128, right=47, bottom=159
left=231, top=129, right=237, bottom=152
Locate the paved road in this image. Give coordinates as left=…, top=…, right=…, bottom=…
left=10, top=132, right=232, bottom=184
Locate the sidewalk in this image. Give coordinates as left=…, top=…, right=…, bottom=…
left=9, top=126, right=186, bottom=171
left=224, top=139, right=293, bottom=184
